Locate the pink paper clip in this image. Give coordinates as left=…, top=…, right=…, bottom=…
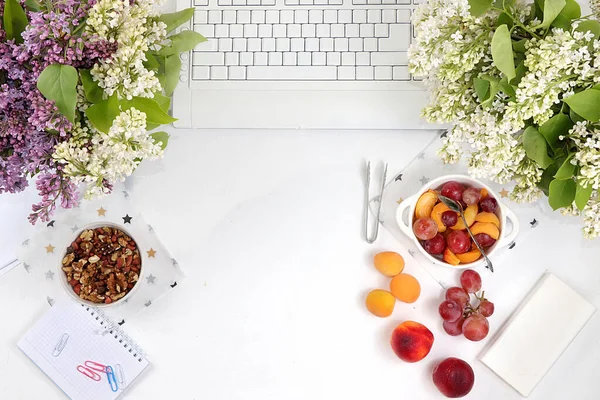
left=84, top=360, right=107, bottom=373
left=77, top=365, right=101, bottom=382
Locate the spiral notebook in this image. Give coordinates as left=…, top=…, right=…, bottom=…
left=18, top=300, right=150, bottom=400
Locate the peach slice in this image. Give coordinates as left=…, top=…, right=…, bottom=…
left=443, top=248, right=461, bottom=266
left=470, top=222, right=500, bottom=240
left=415, top=190, right=438, bottom=219
left=475, top=212, right=500, bottom=228
left=480, top=188, right=489, bottom=199
left=450, top=204, right=478, bottom=230
left=455, top=248, right=482, bottom=264
left=431, top=202, right=451, bottom=233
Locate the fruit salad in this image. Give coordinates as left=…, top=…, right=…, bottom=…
left=412, top=181, right=501, bottom=266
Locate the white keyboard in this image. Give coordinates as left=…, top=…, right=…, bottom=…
left=190, top=1, right=418, bottom=82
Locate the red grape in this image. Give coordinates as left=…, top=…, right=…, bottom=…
left=462, top=313, right=489, bottom=341
left=479, top=300, right=495, bottom=317
left=446, top=287, right=470, bottom=307
left=432, top=358, right=475, bottom=398
left=443, top=317, right=465, bottom=336
left=474, top=233, right=496, bottom=248
left=441, top=210, right=458, bottom=227
left=460, top=269, right=482, bottom=293
left=439, top=300, right=462, bottom=322
left=462, top=187, right=481, bottom=206
left=446, top=230, right=471, bottom=254
left=413, top=217, right=438, bottom=240
left=423, top=233, right=446, bottom=255
left=480, top=196, right=498, bottom=213
left=441, top=181, right=464, bottom=203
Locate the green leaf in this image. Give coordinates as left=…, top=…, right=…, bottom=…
left=120, top=97, right=177, bottom=125
left=564, top=89, right=600, bottom=121
left=158, top=8, right=195, bottom=33
left=25, top=0, right=41, bottom=11
left=85, top=94, right=119, bottom=133
left=37, top=64, right=78, bottom=123
left=153, top=93, right=171, bottom=112
left=513, top=61, right=527, bottom=85
left=144, top=52, right=160, bottom=71
left=575, top=181, right=593, bottom=210
left=522, top=126, right=553, bottom=168
left=497, top=13, right=513, bottom=28
left=158, top=30, right=207, bottom=56
left=3, top=0, right=29, bottom=43
left=79, top=69, right=104, bottom=104
left=554, top=155, right=576, bottom=180
left=468, top=0, right=493, bottom=16
left=551, top=14, right=571, bottom=30
left=513, top=39, right=527, bottom=53
left=538, top=0, right=566, bottom=28
left=539, top=164, right=559, bottom=196
left=576, top=20, right=600, bottom=37
left=570, top=109, right=585, bottom=123
left=163, top=54, right=181, bottom=96
left=474, top=78, right=490, bottom=102
left=548, top=178, right=576, bottom=210
left=559, top=0, right=580, bottom=19
left=491, top=25, right=515, bottom=81
left=539, top=113, right=572, bottom=148
left=498, top=78, right=516, bottom=99
left=150, top=131, right=170, bottom=150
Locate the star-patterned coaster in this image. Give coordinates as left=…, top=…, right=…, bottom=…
left=17, top=184, right=185, bottom=321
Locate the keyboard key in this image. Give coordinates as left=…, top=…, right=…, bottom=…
left=346, top=24, right=359, bottom=38
left=353, top=10, right=367, bottom=23
left=195, top=0, right=209, bottom=5
left=356, top=66, right=374, bottom=80
left=247, top=66, right=337, bottom=80
left=283, top=52, right=297, bottom=65
left=196, top=37, right=218, bottom=52
left=379, top=24, right=410, bottom=51
left=315, top=0, right=328, bottom=4
left=341, top=52, right=355, bottom=65
left=288, top=24, right=301, bottom=38
left=323, top=10, right=338, bottom=23
left=383, top=0, right=395, bottom=4
left=233, top=38, right=247, bottom=51
left=367, top=0, right=382, bottom=4
left=368, top=10, right=382, bottom=23
left=397, top=10, right=411, bottom=22
left=326, top=52, right=341, bottom=66
left=193, top=52, right=225, bottom=65
left=354, top=0, right=367, bottom=4
left=248, top=38, right=261, bottom=51
left=305, top=38, right=319, bottom=51
left=269, top=52, right=283, bottom=65
left=356, top=52, right=370, bottom=65
left=273, top=24, right=287, bottom=37
left=374, top=66, right=392, bottom=80
left=331, top=24, right=344, bottom=38
left=364, top=37, right=377, bottom=51
left=225, top=52, right=239, bottom=65
left=276, top=37, right=290, bottom=51
left=334, top=38, right=348, bottom=52
left=238, top=10, right=251, bottom=24
left=229, top=66, right=246, bottom=80
left=371, top=51, right=408, bottom=65
left=222, top=10, right=236, bottom=23
left=208, top=10, right=222, bottom=24
left=240, top=52, right=254, bottom=65
left=248, top=0, right=260, bottom=5
left=251, top=10, right=265, bottom=24
left=330, top=0, right=342, bottom=5
left=194, top=24, right=215, bottom=38
left=233, top=0, right=246, bottom=5
left=194, top=10, right=208, bottom=24
left=286, top=0, right=299, bottom=4
left=230, top=24, right=244, bottom=37
left=280, top=10, right=294, bottom=23
left=261, top=0, right=276, bottom=4
left=193, top=66, right=210, bottom=80
left=255, top=52, right=269, bottom=65
left=360, top=24, right=374, bottom=38
left=295, top=9, right=309, bottom=23
left=309, top=10, right=323, bottom=23
left=266, top=10, right=279, bottom=23
left=338, top=9, right=352, bottom=23
left=374, top=24, right=388, bottom=37
left=312, top=52, right=326, bottom=65
left=215, top=25, right=229, bottom=38
left=258, top=24, right=272, bottom=37
left=299, top=0, right=312, bottom=4
left=211, top=66, right=228, bottom=80
left=302, top=24, right=316, bottom=38
left=338, top=66, right=355, bottom=80
left=320, top=38, right=334, bottom=51
left=298, top=52, right=311, bottom=65
left=382, top=9, right=396, bottom=23
left=244, top=24, right=258, bottom=37
left=219, top=38, right=233, bottom=52
left=316, top=24, right=330, bottom=38
left=262, top=38, right=276, bottom=51
left=290, top=38, right=304, bottom=51
left=393, top=66, right=410, bottom=80
left=349, top=37, right=363, bottom=51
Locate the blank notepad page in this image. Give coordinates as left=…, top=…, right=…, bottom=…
left=18, top=301, right=149, bottom=400
left=479, top=274, right=596, bottom=397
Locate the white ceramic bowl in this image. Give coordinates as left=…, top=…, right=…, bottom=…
left=396, top=174, right=520, bottom=269
left=58, top=222, right=143, bottom=308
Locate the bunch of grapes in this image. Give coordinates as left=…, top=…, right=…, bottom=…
left=438, top=269, right=494, bottom=341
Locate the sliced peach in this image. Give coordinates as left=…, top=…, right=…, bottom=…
left=480, top=188, right=489, bottom=199
left=431, top=202, right=451, bottom=233
left=450, top=204, right=478, bottom=230
left=455, top=248, right=482, bottom=264
left=415, top=190, right=438, bottom=219
left=475, top=212, right=500, bottom=228
left=470, top=222, right=500, bottom=240
left=443, top=248, right=461, bottom=266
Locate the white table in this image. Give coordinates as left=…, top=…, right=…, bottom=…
left=1, top=128, right=599, bottom=399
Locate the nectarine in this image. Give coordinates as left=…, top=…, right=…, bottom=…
left=390, top=321, right=434, bottom=363
left=432, top=357, right=474, bottom=398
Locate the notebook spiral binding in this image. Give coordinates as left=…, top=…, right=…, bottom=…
left=81, top=305, right=146, bottom=363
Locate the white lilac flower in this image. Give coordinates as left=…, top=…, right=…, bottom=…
left=568, top=121, right=600, bottom=190
left=582, top=192, right=600, bottom=238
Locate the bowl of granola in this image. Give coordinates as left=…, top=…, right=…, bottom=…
left=59, top=223, right=143, bottom=307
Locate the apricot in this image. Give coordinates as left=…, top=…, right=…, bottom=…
left=450, top=204, right=478, bottom=230
left=415, top=190, right=438, bottom=219
left=470, top=222, right=500, bottom=240
left=390, top=273, right=421, bottom=303
left=373, top=251, right=405, bottom=277
left=475, top=212, right=500, bottom=228
left=365, top=290, right=395, bottom=318
left=390, top=321, right=434, bottom=363
left=455, top=248, right=482, bottom=264
left=443, top=248, right=461, bottom=266
left=431, top=202, right=451, bottom=233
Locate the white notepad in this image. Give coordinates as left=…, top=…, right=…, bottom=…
left=18, top=300, right=150, bottom=400
left=479, top=273, right=596, bottom=397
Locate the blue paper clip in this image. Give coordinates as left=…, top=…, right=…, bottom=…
left=105, top=365, right=118, bottom=392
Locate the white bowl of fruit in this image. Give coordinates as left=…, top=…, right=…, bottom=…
left=396, top=175, right=519, bottom=268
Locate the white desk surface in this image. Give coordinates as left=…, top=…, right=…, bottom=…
left=1, top=128, right=599, bottom=400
